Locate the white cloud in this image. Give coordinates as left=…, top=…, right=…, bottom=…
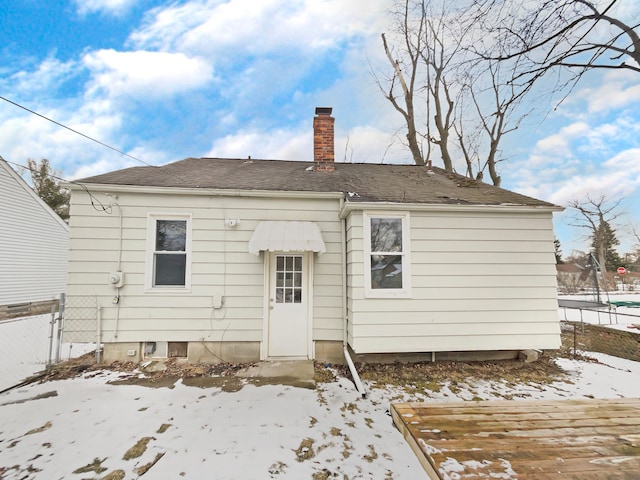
left=516, top=145, right=640, bottom=209
left=82, top=49, right=215, bottom=100
left=205, top=121, right=413, bottom=166
left=123, top=0, right=390, bottom=121
left=524, top=122, right=589, bottom=168
left=0, top=109, right=120, bottom=178
left=340, top=125, right=413, bottom=164
left=8, top=57, right=78, bottom=95
left=207, top=126, right=310, bottom=161
left=574, top=70, right=640, bottom=114
left=73, top=0, right=137, bottom=16
left=130, top=0, right=386, bottom=55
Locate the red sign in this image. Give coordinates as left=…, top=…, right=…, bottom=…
left=617, top=267, right=627, bottom=275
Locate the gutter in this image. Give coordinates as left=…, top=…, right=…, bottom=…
left=64, top=182, right=345, bottom=201
left=340, top=196, right=366, bottom=398
left=339, top=201, right=563, bottom=216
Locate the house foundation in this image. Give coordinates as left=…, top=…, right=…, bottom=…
left=188, top=341, right=260, bottom=364
left=314, top=340, right=345, bottom=365
left=351, top=349, right=522, bottom=364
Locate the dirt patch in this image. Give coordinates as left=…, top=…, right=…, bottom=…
left=109, top=376, right=180, bottom=389
left=312, top=468, right=340, bottom=479
left=73, top=457, right=107, bottom=474
left=268, top=461, right=287, bottom=475
left=1, top=391, right=57, bottom=406
left=39, top=339, right=581, bottom=395
left=156, top=423, right=171, bottom=434
left=294, top=438, right=315, bottom=462
left=134, top=452, right=165, bottom=476
left=101, top=470, right=125, bottom=480
left=313, top=363, right=337, bottom=383
left=334, top=352, right=567, bottom=390
left=123, top=437, right=154, bottom=460
left=363, top=444, right=378, bottom=463
left=40, top=353, right=248, bottom=383
left=25, top=422, right=52, bottom=435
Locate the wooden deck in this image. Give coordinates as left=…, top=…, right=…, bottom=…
left=391, top=398, right=640, bottom=479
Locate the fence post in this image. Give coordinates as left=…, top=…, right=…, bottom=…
left=96, top=306, right=102, bottom=364
left=56, top=293, right=65, bottom=363
left=47, top=305, right=56, bottom=369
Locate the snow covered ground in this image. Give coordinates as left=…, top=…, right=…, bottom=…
left=1, top=351, right=639, bottom=480
left=1, top=293, right=640, bottom=479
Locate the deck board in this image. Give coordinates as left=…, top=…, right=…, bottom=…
left=391, top=398, right=640, bottom=479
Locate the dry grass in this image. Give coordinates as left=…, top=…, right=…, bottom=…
left=328, top=353, right=567, bottom=392
left=122, top=437, right=154, bottom=461
left=42, top=332, right=593, bottom=395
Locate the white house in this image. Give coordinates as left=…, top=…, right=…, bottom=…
left=0, top=157, right=69, bottom=317
left=64, top=108, right=562, bottom=365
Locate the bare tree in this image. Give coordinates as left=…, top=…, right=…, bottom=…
left=378, top=0, right=533, bottom=186
left=472, top=0, right=640, bottom=90
left=380, top=1, right=429, bottom=167
left=567, top=195, right=623, bottom=276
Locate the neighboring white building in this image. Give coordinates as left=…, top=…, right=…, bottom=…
left=64, top=108, right=562, bottom=365
left=0, top=157, right=69, bottom=312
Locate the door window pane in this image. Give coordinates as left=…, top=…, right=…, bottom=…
left=275, top=255, right=303, bottom=304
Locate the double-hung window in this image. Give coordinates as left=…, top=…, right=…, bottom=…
left=146, top=214, right=191, bottom=291
left=364, top=212, right=411, bottom=297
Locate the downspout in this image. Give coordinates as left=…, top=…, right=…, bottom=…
left=340, top=197, right=366, bottom=398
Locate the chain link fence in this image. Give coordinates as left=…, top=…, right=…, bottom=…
left=0, top=295, right=99, bottom=392
left=60, top=295, right=99, bottom=361
left=0, top=306, right=60, bottom=392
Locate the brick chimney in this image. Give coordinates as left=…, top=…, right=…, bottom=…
left=313, top=107, right=334, bottom=172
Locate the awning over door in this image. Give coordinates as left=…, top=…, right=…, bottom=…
left=248, top=221, right=326, bottom=256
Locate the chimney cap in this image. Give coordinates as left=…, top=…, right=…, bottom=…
left=315, top=107, right=332, bottom=116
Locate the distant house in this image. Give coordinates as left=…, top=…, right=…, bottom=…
left=0, top=157, right=69, bottom=319
left=556, top=263, right=589, bottom=293
left=64, top=108, right=562, bottom=365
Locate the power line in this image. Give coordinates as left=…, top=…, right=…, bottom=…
left=1, top=156, right=112, bottom=212
left=2, top=157, right=71, bottom=185
left=0, top=95, right=228, bottom=201
left=0, top=95, right=155, bottom=168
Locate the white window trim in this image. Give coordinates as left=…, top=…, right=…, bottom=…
left=363, top=211, right=411, bottom=298
left=145, top=213, right=192, bottom=293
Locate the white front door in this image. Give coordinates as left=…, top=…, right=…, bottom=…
left=268, top=253, right=309, bottom=358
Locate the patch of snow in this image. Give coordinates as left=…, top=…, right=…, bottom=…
left=419, top=438, right=443, bottom=455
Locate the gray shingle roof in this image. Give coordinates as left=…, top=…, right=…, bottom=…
left=77, top=157, right=556, bottom=207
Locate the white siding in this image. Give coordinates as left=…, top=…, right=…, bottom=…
left=0, top=160, right=69, bottom=305
left=66, top=189, right=344, bottom=345
left=348, top=208, right=561, bottom=353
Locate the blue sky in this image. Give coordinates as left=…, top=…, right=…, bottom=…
left=1, top=0, right=639, bottom=257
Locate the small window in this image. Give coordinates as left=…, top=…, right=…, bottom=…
left=364, top=213, right=411, bottom=297
left=146, top=215, right=191, bottom=291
